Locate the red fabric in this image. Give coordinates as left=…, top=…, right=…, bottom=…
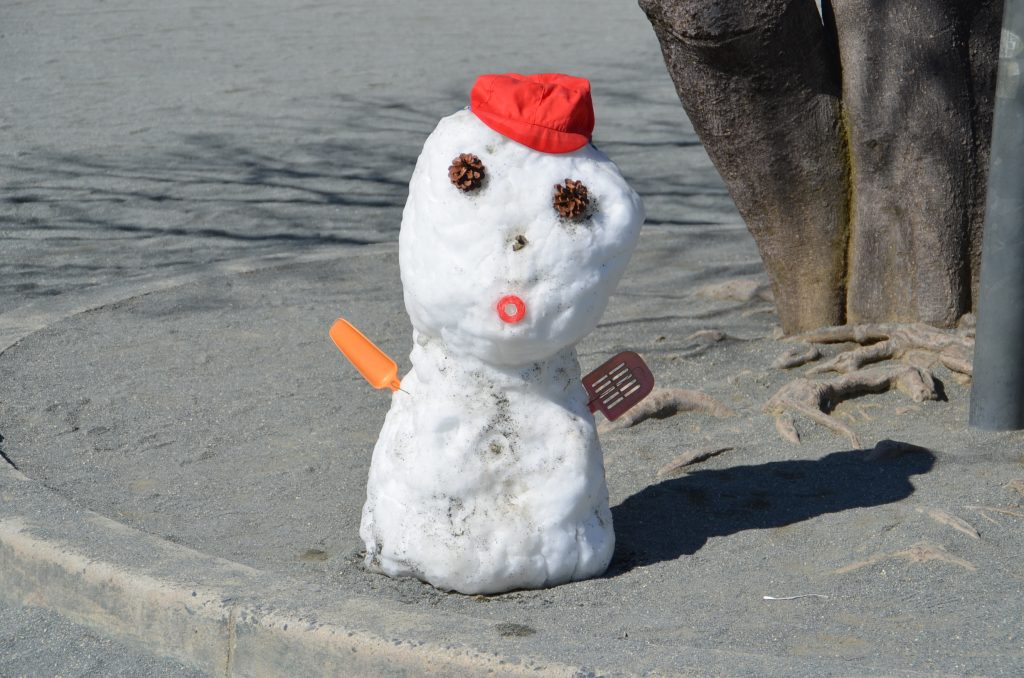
left=470, top=73, right=594, bottom=154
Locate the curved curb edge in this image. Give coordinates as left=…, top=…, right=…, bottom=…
left=0, top=464, right=578, bottom=677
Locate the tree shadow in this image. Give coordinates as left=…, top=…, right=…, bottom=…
left=607, top=442, right=935, bottom=575
left=0, top=432, right=16, bottom=470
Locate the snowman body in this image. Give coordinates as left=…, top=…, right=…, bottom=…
left=360, top=107, right=643, bottom=594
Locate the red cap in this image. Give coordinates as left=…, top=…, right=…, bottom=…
left=470, top=73, right=594, bottom=154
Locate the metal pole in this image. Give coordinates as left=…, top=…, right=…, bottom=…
left=970, top=0, right=1024, bottom=430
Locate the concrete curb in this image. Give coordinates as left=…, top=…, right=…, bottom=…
left=0, top=462, right=576, bottom=677
left=0, top=239, right=629, bottom=677
left=1, top=459, right=954, bottom=677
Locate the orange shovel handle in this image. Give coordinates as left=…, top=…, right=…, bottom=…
left=329, top=318, right=401, bottom=392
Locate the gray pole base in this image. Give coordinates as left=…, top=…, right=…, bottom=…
left=970, top=0, right=1024, bottom=431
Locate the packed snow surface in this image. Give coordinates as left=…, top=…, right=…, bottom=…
left=360, top=108, right=644, bottom=594
left=400, top=109, right=644, bottom=366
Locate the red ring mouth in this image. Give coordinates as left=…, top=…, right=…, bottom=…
left=497, top=295, right=527, bottom=323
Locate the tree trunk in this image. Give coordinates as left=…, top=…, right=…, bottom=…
left=640, top=0, right=850, bottom=332
left=640, top=0, right=1002, bottom=334
left=832, top=0, right=998, bottom=327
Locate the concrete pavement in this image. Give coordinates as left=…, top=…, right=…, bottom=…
left=3, top=1, right=1024, bottom=676
left=3, top=233, right=1024, bottom=676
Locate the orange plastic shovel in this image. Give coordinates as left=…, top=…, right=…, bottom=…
left=329, top=318, right=401, bottom=392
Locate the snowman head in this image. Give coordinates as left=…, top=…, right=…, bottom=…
left=399, top=74, right=644, bottom=367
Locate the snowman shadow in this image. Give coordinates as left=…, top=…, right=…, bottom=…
left=607, top=442, right=935, bottom=575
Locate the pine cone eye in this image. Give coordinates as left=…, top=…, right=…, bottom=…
left=448, top=153, right=486, bottom=192
left=553, top=179, right=590, bottom=220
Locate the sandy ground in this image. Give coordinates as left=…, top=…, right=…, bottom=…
left=3, top=1, right=1024, bottom=676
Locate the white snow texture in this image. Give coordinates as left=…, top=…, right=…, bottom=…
left=360, top=108, right=644, bottom=594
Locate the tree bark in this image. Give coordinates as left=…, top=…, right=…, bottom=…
left=640, top=0, right=850, bottom=332
left=641, top=0, right=1002, bottom=333
left=964, top=0, right=1002, bottom=310
left=832, top=0, right=999, bottom=326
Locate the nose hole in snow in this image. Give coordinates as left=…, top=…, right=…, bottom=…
left=512, top=235, right=528, bottom=251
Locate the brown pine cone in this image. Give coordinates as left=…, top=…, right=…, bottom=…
left=448, top=153, right=485, bottom=192
left=553, top=179, right=590, bottom=220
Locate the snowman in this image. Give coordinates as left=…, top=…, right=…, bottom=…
left=358, top=73, right=645, bottom=594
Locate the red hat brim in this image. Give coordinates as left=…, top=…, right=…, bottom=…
left=470, top=73, right=594, bottom=154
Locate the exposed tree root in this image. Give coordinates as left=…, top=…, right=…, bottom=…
left=773, top=344, right=821, bottom=369
left=917, top=507, right=980, bottom=539
left=668, top=329, right=731, bottom=361
left=834, top=541, right=977, bottom=574
left=655, top=446, right=733, bottom=478
left=599, top=387, right=734, bottom=433
left=764, top=365, right=939, bottom=447
left=792, top=321, right=974, bottom=377
left=774, top=412, right=801, bottom=443
left=967, top=505, right=1024, bottom=523
left=694, top=277, right=773, bottom=303
left=766, top=320, right=973, bottom=444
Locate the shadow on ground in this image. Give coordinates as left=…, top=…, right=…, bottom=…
left=609, top=444, right=935, bottom=574
left=0, top=432, right=15, bottom=470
